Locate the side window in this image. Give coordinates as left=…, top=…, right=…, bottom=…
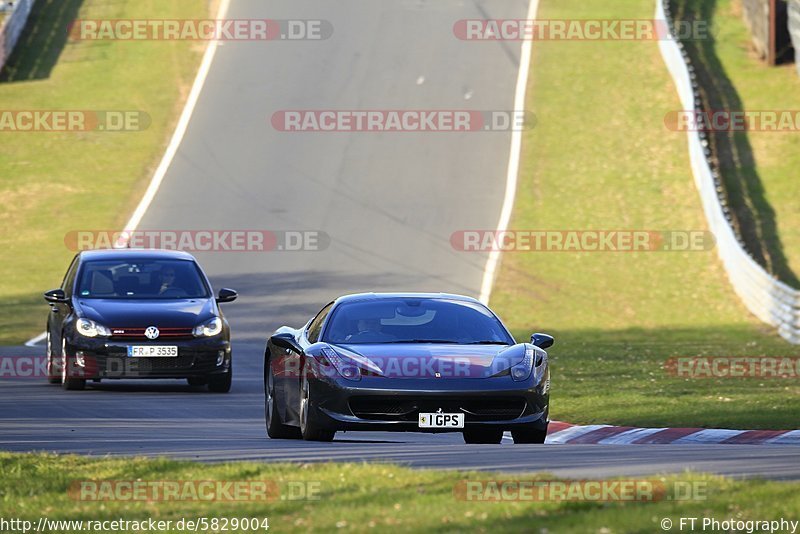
left=306, top=303, right=334, bottom=343
left=61, top=256, right=80, bottom=297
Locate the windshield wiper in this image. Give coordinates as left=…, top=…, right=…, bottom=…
left=464, top=341, right=511, bottom=345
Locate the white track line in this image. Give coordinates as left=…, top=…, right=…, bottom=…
left=24, top=332, right=46, bottom=347
left=478, top=0, right=539, bottom=304
left=23, top=0, right=231, bottom=347
left=115, top=0, right=232, bottom=245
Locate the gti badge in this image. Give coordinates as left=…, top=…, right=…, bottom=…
left=144, top=326, right=160, bottom=340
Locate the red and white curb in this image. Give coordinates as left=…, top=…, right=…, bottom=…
left=503, top=422, right=800, bottom=445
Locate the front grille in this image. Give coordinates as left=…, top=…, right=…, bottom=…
left=348, top=396, right=527, bottom=422
left=110, top=327, right=194, bottom=341
left=92, top=351, right=218, bottom=377
left=129, top=355, right=194, bottom=371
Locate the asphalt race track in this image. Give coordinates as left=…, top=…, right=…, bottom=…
left=2, top=0, right=799, bottom=479
left=140, top=0, right=525, bottom=339
left=3, top=342, right=800, bottom=480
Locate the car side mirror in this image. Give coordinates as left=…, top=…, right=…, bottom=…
left=216, top=288, right=238, bottom=303
left=531, top=333, right=554, bottom=350
left=270, top=332, right=303, bottom=354
left=44, top=288, right=68, bottom=303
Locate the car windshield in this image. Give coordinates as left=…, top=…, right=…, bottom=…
left=323, top=298, right=514, bottom=345
left=75, top=259, right=210, bottom=299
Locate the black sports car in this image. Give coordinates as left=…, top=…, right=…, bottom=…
left=44, top=249, right=237, bottom=392
left=264, top=293, right=552, bottom=443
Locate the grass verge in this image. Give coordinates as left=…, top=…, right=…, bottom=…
left=0, top=0, right=208, bottom=345
left=670, top=0, right=800, bottom=287
left=2, top=453, right=799, bottom=532
left=491, top=0, right=800, bottom=429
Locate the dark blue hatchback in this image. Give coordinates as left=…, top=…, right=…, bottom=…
left=43, top=249, right=237, bottom=392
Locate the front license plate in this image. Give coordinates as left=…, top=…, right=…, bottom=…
left=418, top=412, right=465, bottom=429
left=127, top=346, right=178, bottom=357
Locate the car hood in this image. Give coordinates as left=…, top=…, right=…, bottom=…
left=333, top=343, right=525, bottom=379
left=76, top=298, right=216, bottom=328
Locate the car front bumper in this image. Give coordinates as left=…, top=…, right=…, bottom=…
left=65, top=336, right=231, bottom=379
left=308, top=373, right=549, bottom=433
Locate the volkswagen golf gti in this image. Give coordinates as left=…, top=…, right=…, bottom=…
left=43, top=249, right=237, bottom=392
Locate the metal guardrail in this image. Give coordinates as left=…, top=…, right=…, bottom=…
left=0, top=0, right=36, bottom=72
left=790, top=0, right=800, bottom=76
left=656, top=0, right=800, bottom=344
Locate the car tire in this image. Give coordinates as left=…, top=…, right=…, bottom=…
left=46, top=331, right=60, bottom=384
left=208, top=366, right=232, bottom=393
left=299, top=373, right=335, bottom=442
left=187, top=376, right=208, bottom=386
left=462, top=428, right=504, bottom=444
left=265, top=363, right=301, bottom=439
left=61, top=338, right=86, bottom=391
left=511, top=427, right=547, bottom=444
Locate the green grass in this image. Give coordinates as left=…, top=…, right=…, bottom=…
left=491, top=0, right=800, bottom=429
left=2, top=453, right=799, bottom=533
left=0, top=0, right=208, bottom=345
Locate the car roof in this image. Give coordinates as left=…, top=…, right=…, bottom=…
left=77, top=248, right=198, bottom=262
left=333, top=292, right=482, bottom=305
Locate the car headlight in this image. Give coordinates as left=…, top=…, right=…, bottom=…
left=193, top=317, right=223, bottom=337
left=511, top=347, right=535, bottom=381
left=320, top=347, right=361, bottom=381
left=76, top=318, right=111, bottom=338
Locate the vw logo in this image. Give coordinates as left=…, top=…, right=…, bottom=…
left=144, top=326, right=160, bottom=340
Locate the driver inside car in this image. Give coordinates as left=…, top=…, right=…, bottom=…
left=156, top=267, right=178, bottom=295
left=345, top=317, right=394, bottom=342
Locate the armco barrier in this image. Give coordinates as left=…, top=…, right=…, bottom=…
left=0, top=0, right=36, bottom=71
left=656, top=0, right=800, bottom=344
left=790, top=0, right=800, bottom=77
